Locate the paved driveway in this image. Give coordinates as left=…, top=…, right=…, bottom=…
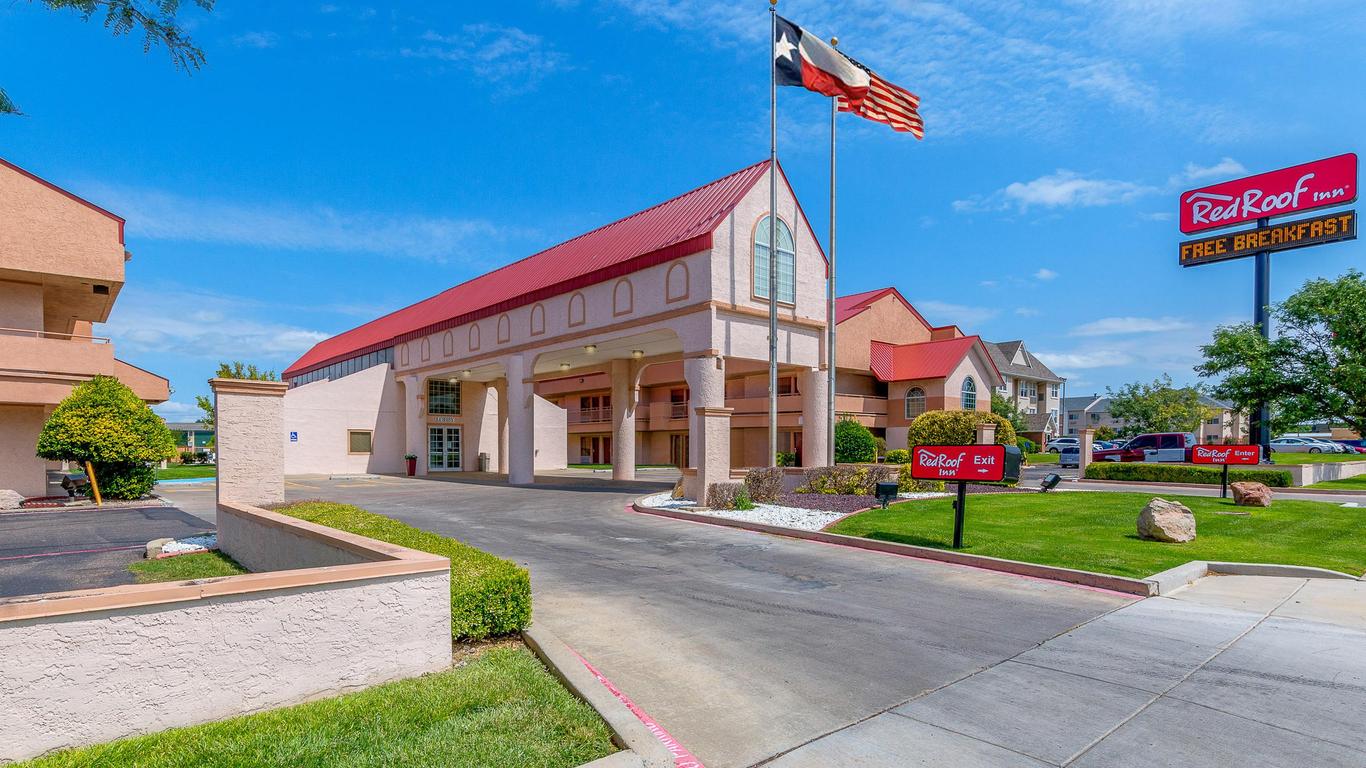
left=0, top=506, right=213, bottom=598
left=166, top=475, right=1129, bottom=767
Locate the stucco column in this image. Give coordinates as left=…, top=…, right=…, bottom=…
left=976, top=421, right=997, bottom=445
left=401, top=375, right=427, bottom=476
left=505, top=356, right=535, bottom=485
left=610, top=358, right=639, bottom=481
left=1078, top=427, right=1094, bottom=475
left=494, top=377, right=509, bottom=474
left=212, top=377, right=288, bottom=507
left=799, top=367, right=829, bottom=467
left=683, top=354, right=728, bottom=500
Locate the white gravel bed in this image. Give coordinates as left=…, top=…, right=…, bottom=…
left=898, top=491, right=951, bottom=500
left=160, top=533, right=217, bottom=556
left=638, top=493, right=848, bottom=531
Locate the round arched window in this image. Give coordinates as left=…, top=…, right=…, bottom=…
left=754, top=215, right=795, bottom=303
left=961, top=377, right=978, bottom=410
left=904, top=387, right=926, bottom=420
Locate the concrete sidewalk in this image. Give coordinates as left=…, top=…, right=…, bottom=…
left=768, top=575, right=1366, bottom=767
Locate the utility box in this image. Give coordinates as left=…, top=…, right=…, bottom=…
left=1001, top=445, right=1023, bottom=483
left=478, top=452, right=490, bottom=472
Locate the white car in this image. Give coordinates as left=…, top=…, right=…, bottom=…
left=1046, top=437, right=1080, bottom=453
left=1310, top=438, right=1349, bottom=453
left=1271, top=437, right=1327, bottom=454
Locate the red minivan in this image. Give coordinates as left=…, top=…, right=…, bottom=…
left=1093, top=432, right=1196, bottom=462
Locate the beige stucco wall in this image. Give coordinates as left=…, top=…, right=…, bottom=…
left=0, top=404, right=48, bottom=497
left=0, top=280, right=42, bottom=329
left=283, top=364, right=403, bottom=475
left=533, top=394, right=568, bottom=470
left=0, top=572, right=450, bottom=763
left=214, top=379, right=287, bottom=506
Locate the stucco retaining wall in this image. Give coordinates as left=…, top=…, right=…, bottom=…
left=1281, top=459, right=1366, bottom=486
left=0, top=502, right=451, bottom=763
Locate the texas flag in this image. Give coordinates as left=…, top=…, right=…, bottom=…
left=774, top=15, right=870, bottom=104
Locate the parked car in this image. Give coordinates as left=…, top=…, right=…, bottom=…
left=1092, top=432, right=1196, bottom=462
left=1046, top=437, right=1080, bottom=453
left=1334, top=439, right=1366, bottom=454
left=1058, top=445, right=1080, bottom=468
left=1312, top=439, right=1350, bottom=454
left=1271, top=437, right=1328, bottom=454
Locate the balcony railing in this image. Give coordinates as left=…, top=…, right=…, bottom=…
left=0, top=326, right=110, bottom=344
left=574, top=406, right=611, bottom=424
left=669, top=402, right=688, bottom=419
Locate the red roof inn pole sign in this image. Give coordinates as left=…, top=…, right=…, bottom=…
left=1176, top=154, right=1358, bottom=460
left=1190, top=445, right=1261, bottom=499
left=911, top=445, right=1006, bottom=548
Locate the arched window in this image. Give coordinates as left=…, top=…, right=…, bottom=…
left=961, top=377, right=978, bottom=410
left=754, top=215, right=795, bottom=304
left=904, top=387, right=926, bottom=420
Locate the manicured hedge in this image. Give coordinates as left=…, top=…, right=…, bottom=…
left=277, top=501, right=531, bottom=641
left=1083, top=462, right=1292, bottom=487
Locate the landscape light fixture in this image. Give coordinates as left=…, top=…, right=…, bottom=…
left=1039, top=473, right=1062, bottom=493
left=631, top=349, right=645, bottom=359
left=584, top=344, right=598, bottom=354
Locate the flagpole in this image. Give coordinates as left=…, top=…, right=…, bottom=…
left=768, top=0, right=779, bottom=467
left=827, top=38, right=838, bottom=467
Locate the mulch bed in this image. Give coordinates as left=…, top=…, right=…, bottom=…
left=777, top=494, right=879, bottom=513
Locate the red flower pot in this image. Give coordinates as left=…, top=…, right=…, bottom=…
left=406, top=457, right=417, bottom=476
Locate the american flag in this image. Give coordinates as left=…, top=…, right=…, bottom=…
left=835, top=54, right=924, bottom=139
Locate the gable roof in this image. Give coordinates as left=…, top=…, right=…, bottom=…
left=986, top=340, right=1064, bottom=383
left=835, top=286, right=949, bottom=332
left=0, top=156, right=126, bottom=244
left=286, top=159, right=817, bottom=378
left=868, top=335, right=1001, bottom=383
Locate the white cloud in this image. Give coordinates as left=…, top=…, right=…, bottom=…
left=1034, top=349, right=1136, bottom=370
left=154, top=401, right=203, bottom=421
left=401, top=24, right=569, bottom=93
left=232, top=31, right=278, bottom=49
left=1176, top=157, right=1247, bottom=184
left=81, top=183, right=505, bottom=262
left=1034, top=268, right=1058, bottom=281
left=1015, top=307, right=1040, bottom=317
left=955, top=170, right=1156, bottom=213
left=1070, top=316, right=1193, bottom=336
left=911, top=299, right=1000, bottom=327
left=99, top=285, right=330, bottom=363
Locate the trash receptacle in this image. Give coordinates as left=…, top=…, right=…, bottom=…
left=478, top=452, right=490, bottom=472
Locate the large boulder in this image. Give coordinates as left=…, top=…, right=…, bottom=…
left=0, top=489, right=23, bottom=511
left=1137, top=497, right=1196, bottom=543
left=1230, top=481, right=1272, bottom=507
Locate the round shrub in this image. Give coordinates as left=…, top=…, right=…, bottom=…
left=36, top=375, right=176, bottom=500
left=906, top=410, right=1017, bottom=449
left=834, top=418, right=878, bottom=463
left=885, top=448, right=911, bottom=464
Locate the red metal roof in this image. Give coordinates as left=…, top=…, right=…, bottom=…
left=286, top=159, right=804, bottom=378
left=868, top=336, right=992, bottom=382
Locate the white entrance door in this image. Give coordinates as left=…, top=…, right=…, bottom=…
left=428, top=426, right=462, bottom=471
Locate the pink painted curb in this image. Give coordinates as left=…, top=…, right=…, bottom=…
left=631, top=501, right=1155, bottom=597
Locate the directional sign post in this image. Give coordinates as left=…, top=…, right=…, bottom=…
left=1178, top=154, right=1358, bottom=460
left=1191, top=445, right=1262, bottom=498
left=911, top=445, right=1007, bottom=548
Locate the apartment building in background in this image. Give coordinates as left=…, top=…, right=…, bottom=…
left=1062, top=393, right=1247, bottom=443
left=985, top=340, right=1064, bottom=445
left=0, top=157, right=169, bottom=497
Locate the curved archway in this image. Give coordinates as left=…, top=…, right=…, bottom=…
left=665, top=260, right=689, bottom=303
left=613, top=279, right=634, bottom=317
left=567, top=292, right=586, bottom=327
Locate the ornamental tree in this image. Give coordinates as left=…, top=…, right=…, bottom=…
left=1105, top=374, right=1212, bottom=435
left=36, top=376, right=176, bottom=499
left=1197, top=270, right=1366, bottom=437
left=990, top=391, right=1028, bottom=434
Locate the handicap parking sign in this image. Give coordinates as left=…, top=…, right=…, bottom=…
left=289, top=431, right=298, bottom=442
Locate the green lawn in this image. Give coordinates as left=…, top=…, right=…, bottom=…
left=19, top=646, right=617, bottom=768
left=155, top=465, right=217, bottom=480
left=128, top=552, right=246, bottom=583
left=1025, top=453, right=1059, bottom=464
left=1308, top=475, right=1366, bottom=490
left=827, top=491, right=1366, bottom=579
left=1271, top=453, right=1364, bottom=464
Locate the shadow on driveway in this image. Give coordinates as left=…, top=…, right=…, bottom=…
left=0, top=506, right=212, bottom=598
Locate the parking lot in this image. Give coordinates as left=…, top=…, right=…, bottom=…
left=0, top=506, right=212, bottom=598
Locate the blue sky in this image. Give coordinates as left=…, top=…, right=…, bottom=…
left=2, top=0, right=1363, bottom=421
